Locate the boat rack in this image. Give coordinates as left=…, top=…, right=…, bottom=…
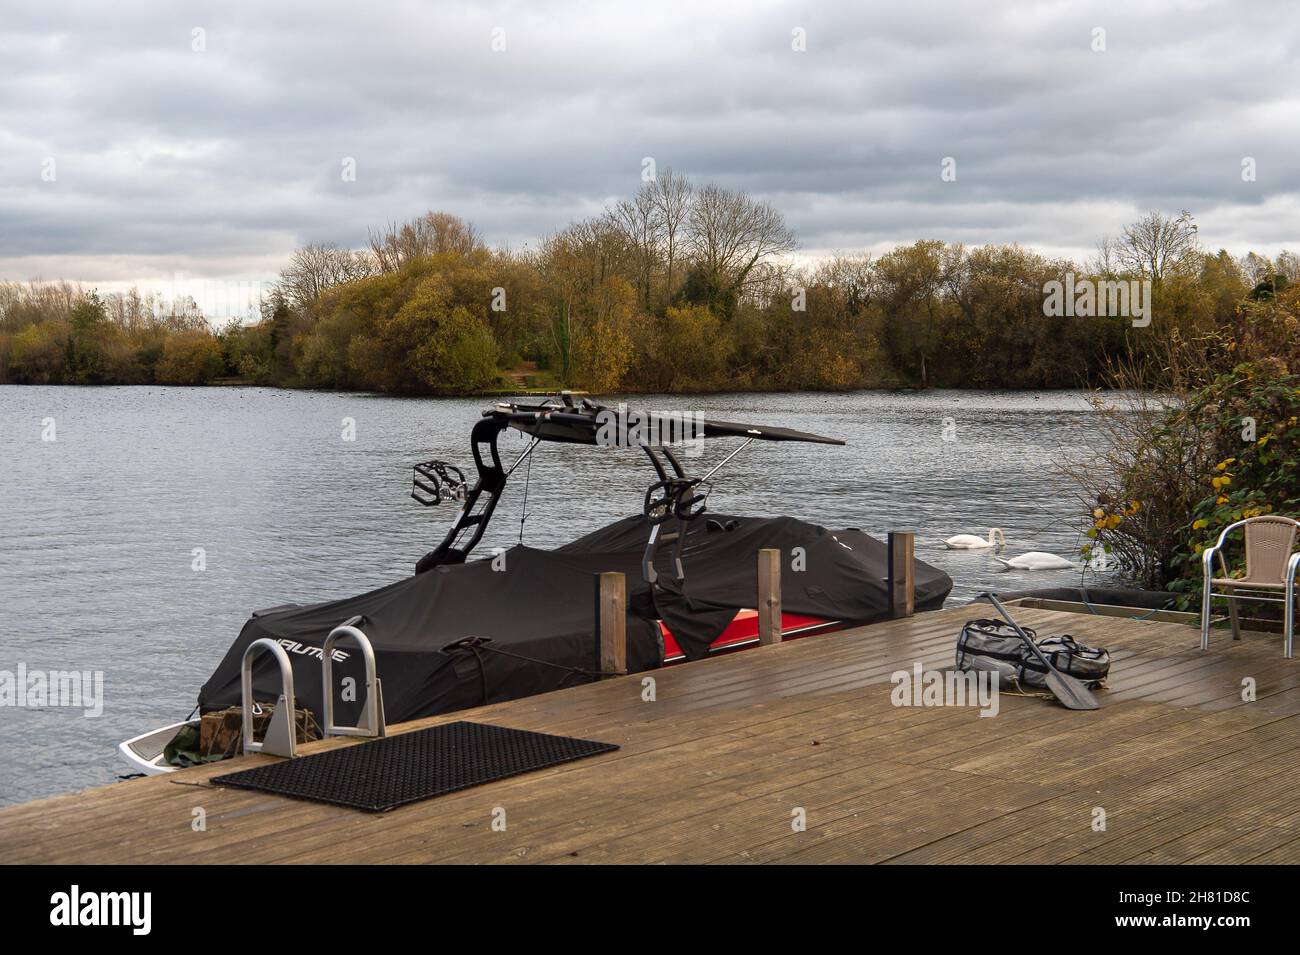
left=240, top=619, right=386, bottom=758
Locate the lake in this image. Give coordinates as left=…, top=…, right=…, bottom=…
left=0, top=385, right=1110, bottom=805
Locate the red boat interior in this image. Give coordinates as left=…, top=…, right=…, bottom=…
left=661, top=609, right=840, bottom=664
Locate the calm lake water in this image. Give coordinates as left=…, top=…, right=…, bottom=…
left=0, top=385, right=1111, bottom=805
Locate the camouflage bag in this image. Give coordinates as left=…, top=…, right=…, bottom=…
left=165, top=703, right=321, bottom=767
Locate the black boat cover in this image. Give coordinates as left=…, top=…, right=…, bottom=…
left=198, top=515, right=952, bottom=727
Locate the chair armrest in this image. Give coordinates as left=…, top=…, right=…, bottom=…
left=1212, top=518, right=1253, bottom=550
left=1203, top=542, right=1221, bottom=573
left=1204, top=518, right=1255, bottom=574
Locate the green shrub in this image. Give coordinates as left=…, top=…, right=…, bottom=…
left=1172, top=365, right=1300, bottom=599
left=9, top=321, right=69, bottom=383
left=156, top=331, right=225, bottom=385
left=1081, top=362, right=1300, bottom=605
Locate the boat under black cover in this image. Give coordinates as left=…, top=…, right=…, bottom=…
left=198, top=513, right=952, bottom=727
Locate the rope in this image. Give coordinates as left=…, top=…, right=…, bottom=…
left=451, top=637, right=623, bottom=691
left=463, top=641, right=490, bottom=706
left=1078, top=585, right=1166, bottom=621
left=1059, top=518, right=1169, bottom=621
left=518, top=441, right=532, bottom=544
left=479, top=642, right=621, bottom=678
left=999, top=684, right=1057, bottom=701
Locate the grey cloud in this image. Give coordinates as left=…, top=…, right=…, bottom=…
left=1, top=0, right=1297, bottom=290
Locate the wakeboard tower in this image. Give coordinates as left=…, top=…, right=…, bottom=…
left=408, top=392, right=845, bottom=595
left=118, top=394, right=952, bottom=775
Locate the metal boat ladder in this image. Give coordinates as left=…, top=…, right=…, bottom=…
left=239, top=620, right=386, bottom=759
left=240, top=639, right=299, bottom=758
left=322, top=618, right=386, bottom=739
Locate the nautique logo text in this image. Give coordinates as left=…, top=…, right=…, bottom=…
left=276, top=638, right=349, bottom=663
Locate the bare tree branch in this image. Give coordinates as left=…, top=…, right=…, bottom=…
left=368, top=211, right=482, bottom=273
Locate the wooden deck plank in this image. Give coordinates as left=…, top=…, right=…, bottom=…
left=2, top=604, right=1297, bottom=865
left=1188, top=824, right=1299, bottom=863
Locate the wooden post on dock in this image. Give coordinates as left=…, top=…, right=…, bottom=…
left=597, top=571, right=627, bottom=677
left=888, top=532, right=915, bottom=618
left=758, top=548, right=782, bottom=645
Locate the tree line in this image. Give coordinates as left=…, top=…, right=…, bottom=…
left=2, top=177, right=1296, bottom=393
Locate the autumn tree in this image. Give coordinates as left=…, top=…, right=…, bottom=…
left=8, top=320, right=69, bottom=383
left=684, top=184, right=796, bottom=317
left=368, top=212, right=482, bottom=273
left=874, top=240, right=957, bottom=387
left=570, top=276, right=636, bottom=391
left=1100, top=210, right=1201, bottom=283
left=156, top=329, right=225, bottom=384
left=538, top=219, right=634, bottom=382
left=277, top=242, right=373, bottom=312
left=606, top=183, right=662, bottom=311
left=648, top=168, right=693, bottom=302
left=645, top=304, right=731, bottom=390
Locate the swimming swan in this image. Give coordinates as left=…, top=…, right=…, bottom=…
left=993, top=552, right=1077, bottom=570
left=941, top=528, right=1006, bottom=550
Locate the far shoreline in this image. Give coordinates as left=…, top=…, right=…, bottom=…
left=0, top=379, right=1116, bottom=398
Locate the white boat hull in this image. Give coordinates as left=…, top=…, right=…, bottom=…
left=117, top=719, right=197, bottom=775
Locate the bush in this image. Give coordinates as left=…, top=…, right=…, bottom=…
left=1067, top=257, right=1300, bottom=599
left=648, top=305, right=731, bottom=391
left=570, top=277, right=635, bottom=392
left=217, top=319, right=274, bottom=384
left=296, top=312, right=356, bottom=388
left=1077, top=361, right=1300, bottom=603
left=408, top=305, right=499, bottom=393
left=1072, top=390, right=1208, bottom=589
left=156, top=330, right=225, bottom=385
left=9, top=321, right=69, bottom=383
left=1173, top=365, right=1300, bottom=599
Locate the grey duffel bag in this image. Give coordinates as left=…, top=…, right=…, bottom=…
left=956, top=619, right=1110, bottom=690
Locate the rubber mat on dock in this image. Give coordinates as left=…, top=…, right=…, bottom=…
left=210, top=720, right=619, bottom=812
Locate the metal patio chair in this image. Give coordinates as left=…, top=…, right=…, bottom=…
left=1200, top=515, right=1300, bottom=658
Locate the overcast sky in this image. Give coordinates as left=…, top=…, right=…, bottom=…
left=2, top=0, right=1297, bottom=309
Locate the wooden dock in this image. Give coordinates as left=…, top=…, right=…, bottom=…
left=3, top=604, right=1299, bottom=864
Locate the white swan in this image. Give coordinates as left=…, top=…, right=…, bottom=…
left=993, top=552, right=1077, bottom=571
left=941, top=528, right=1006, bottom=550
